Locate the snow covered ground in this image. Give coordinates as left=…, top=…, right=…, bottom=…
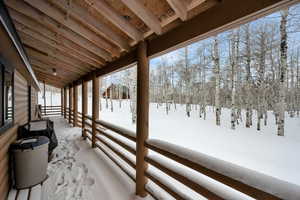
left=42, top=117, right=153, bottom=200
left=92, top=99, right=300, bottom=187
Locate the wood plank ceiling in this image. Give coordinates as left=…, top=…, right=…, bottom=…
left=5, top=0, right=219, bottom=88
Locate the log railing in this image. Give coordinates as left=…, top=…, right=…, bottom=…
left=41, top=106, right=62, bottom=116
left=64, top=113, right=300, bottom=200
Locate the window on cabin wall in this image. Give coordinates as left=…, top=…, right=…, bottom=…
left=0, top=58, right=14, bottom=134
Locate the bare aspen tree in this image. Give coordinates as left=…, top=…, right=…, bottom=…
left=243, top=24, right=253, bottom=128
left=297, top=49, right=300, bottom=116
left=184, top=47, right=192, bottom=117
left=278, top=9, right=289, bottom=136
left=213, top=37, right=221, bottom=125
left=229, top=31, right=237, bottom=129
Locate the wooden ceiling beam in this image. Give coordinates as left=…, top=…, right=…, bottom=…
left=15, top=24, right=102, bottom=68
left=21, top=35, right=93, bottom=73
left=30, top=58, right=81, bottom=78
left=32, top=65, right=73, bottom=82
left=83, top=0, right=143, bottom=42
left=36, top=78, right=64, bottom=88
left=36, top=75, right=66, bottom=88
left=23, top=0, right=120, bottom=57
left=6, top=0, right=112, bottom=61
left=35, top=71, right=69, bottom=85
left=26, top=47, right=87, bottom=75
left=166, top=0, right=188, bottom=21
left=49, top=0, right=130, bottom=52
left=9, top=9, right=105, bottom=65
left=120, top=0, right=162, bottom=35
left=141, top=0, right=219, bottom=40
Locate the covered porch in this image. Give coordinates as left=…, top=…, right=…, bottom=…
left=1, top=0, right=300, bottom=199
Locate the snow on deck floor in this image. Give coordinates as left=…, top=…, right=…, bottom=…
left=42, top=117, right=152, bottom=200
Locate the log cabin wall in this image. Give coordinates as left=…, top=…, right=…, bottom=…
left=31, top=87, right=38, bottom=120
left=0, top=70, right=36, bottom=200
left=14, top=70, right=29, bottom=125
left=0, top=125, right=18, bottom=200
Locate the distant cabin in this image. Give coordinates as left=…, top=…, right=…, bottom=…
left=102, top=84, right=130, bottom=99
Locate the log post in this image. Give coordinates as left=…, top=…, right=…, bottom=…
left=61, top=88, right=64, bottom=116
left=136, top=41, right=149, bottom=197
left=73, top=84, right=78, bottom=127
left=64, top=87, right=67, bottom=119
left=69, top=85, right=73, bottom=124
left=92, top=75, right=99, bottom=148
left=82, top=80, right=88, bottom=139
left=43, top=81, right=46, bottom=115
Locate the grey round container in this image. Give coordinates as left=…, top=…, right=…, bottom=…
left=11, top=136, right=49, bottom=189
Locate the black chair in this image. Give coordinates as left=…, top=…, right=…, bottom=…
left=18, top=119, right=58, bottom=155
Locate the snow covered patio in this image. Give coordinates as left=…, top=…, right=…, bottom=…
left=35, top=111, right=300, bottom=200
left=2, top=0, right=300, bottom=199
left=41, top=117, right=152, bottom=200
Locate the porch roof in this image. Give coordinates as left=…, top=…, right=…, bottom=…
left=4, top=0, right=299, bottom=88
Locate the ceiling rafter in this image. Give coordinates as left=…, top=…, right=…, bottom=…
left=5, top=0, right=112, bottom=61
left=120, top=0, right=162, bottom=35
left=48, top=0, right=130, bottom=52
left=142, top=0, right=219, bottom=39
left=25, top=47, right=87, bottom=75
left=14, top=22, right=103, bottom=68
left=20, top=34, right=94, bottom=73
left=166, top=0, right=188, bottom=21
left=32, top=64, right=77, bottom=81
left=35, top=71, right=69, bottom=85
left=29, top=58, right=81, bottom=78
left=83, top=0, right=143, bottom=42
left=23, top=0, right=120, bottom=57
left=32, top=65, right=73, bottom=82
left=36, top=78, right=65, bottom=88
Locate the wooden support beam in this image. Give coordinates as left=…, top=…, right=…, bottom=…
left=14, top=20, right=103, bottom=67
left=34, top=71, right=69, bottom=85
left=43, top=81, right=46, bottom=114
left=73, top=84, right=78, bottom=127
left=50, top=0, right=130, bottom=52
left=31, top=63, right=77, bottom=81
left=61, top=88, right=64, bottom=116
left=120, top=0, right=162, bottom=35
left=25, top=47, right=87, bottom=75
left=30, top=57, right=81, bottom=78
left=37, top=77, right=65, bottom=88
left=76, top=49, right=137, bottom=84
left=84, top=0, right=143, bottom=42
left=20, top=32, right=94, bottom=72
left=136, top=41, right=149, bottom=197
left=92, top=75, right=99, bottom=148
left=23, top=0, right=120, bottom=57
left=166, top=0, right=188, bottom=21
left=69, top=85, right=73, bottom=124
left=6, top=1, right=112, bottom=61
left=138, top=0, right=219, bottom=42
left=82, top=80, right=87, bottom=139
left=64, top=87, right=67, bottom=118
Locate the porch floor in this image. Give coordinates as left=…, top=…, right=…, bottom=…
left=42, top=117, right=150, bottom=200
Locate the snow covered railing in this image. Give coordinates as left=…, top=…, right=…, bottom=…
left=95, top=119, right=136, bottom=142
left=79, top=117, right=300, bottom=200
left=146, top=139, right=300, bottom=200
